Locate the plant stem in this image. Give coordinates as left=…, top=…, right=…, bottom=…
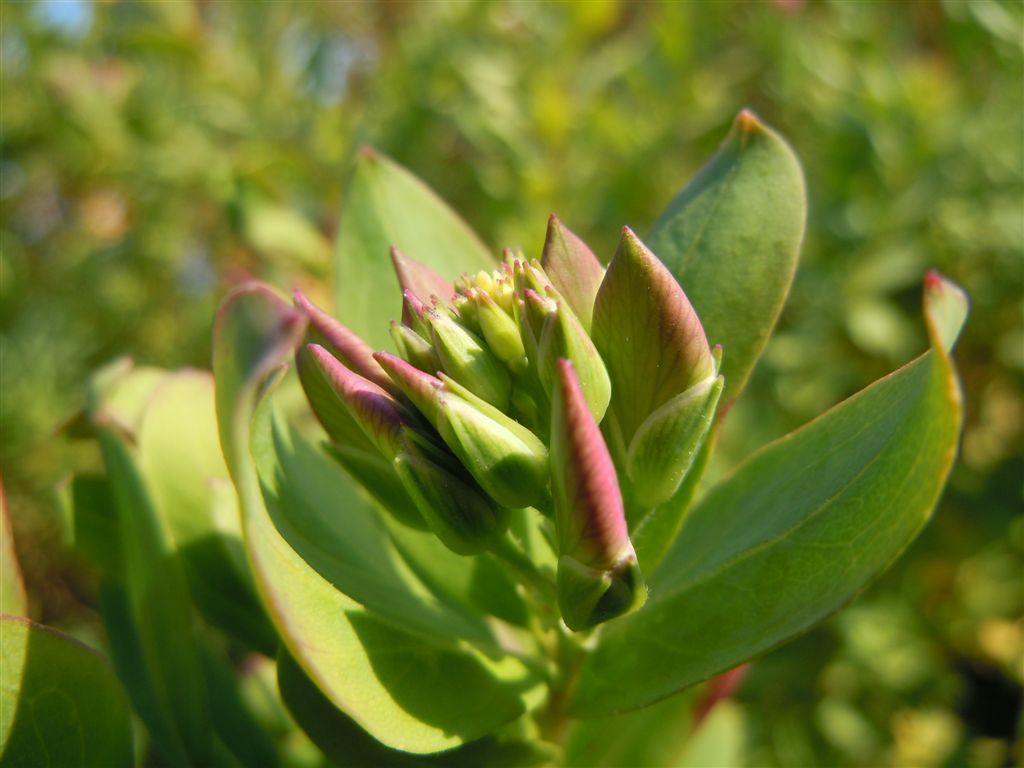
left=492, top=531, right=556, bottom=604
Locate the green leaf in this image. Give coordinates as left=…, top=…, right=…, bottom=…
left=95, top=426, right=213, bottom=764
left=0, top=616, right=133, bottom=767
left=676, top=700, right=746, bottom=768
left=278, top=651, right=555, bottom=768
left=84, top=357, right=168, bottom=435
left=213, top=285, right=538, bottom=753
left=564, top=688, right=698, bottom=768
left=569, top=275, right=965, bottom=717
left=199, top=642, right=282, bottom=768
left=69, top=475, right=122, bottom=577
left=0, top=484, right=25, bottom=617
left=335, top=148, right=494, bottom=350
left=138, top=370, right=277, bottom=654
left=648, top=109, right=806, bottom=402
left=256, top=411, right=498, bottom=648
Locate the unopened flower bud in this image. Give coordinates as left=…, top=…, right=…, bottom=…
left=394, top=440, right=510, bottom=555
left=541, top=214, right=605, bottom=331
left=426, top=308, right=512, bottom=411
left=469, top=288, right=527, bottom=372
left=592, top=227, right=718, bottom=445
left=390, top=246, right=454, bottom=306
left=390, top=321, right=441, bottom=373
left=551, top=359, right=646, bottom=631
left=375, top=352, right=548, bottom=510
left=306, top=344, right=410, bottom=458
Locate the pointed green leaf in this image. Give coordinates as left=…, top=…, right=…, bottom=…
left=648, top=109, right=807, bottom=402
left=336, top=148, right=493, bottom=350
left=0, top=483, right=25, bottom=617
left=0, top=616, right=133, bottom=767
left=213, top=286, right=538, bottom=753
left=569, top=275, right=965, bottom=716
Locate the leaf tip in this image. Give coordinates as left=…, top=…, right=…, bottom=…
left=922, top=270, right=968, bottom=354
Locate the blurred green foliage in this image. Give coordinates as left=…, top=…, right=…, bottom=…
left=1, top=0, right=1020, bottom=765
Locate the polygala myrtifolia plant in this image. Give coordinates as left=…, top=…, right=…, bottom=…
left=1, top=110, right=966, bottom=767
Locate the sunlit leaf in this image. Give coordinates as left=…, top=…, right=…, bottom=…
left=570, top=276, right=965, bottom=716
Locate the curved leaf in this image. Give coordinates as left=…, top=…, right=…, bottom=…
left=569, top=275, right=965, bottom=716
left=336, top=148, right=493, bottom=350
left=0, top=616, right=133, bottom=768
left=648, top=109, right=806, bottom=402
left=213, top=285, right=538, bottom=754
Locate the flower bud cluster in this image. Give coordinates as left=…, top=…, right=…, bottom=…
left=295, top=215, right=723, bottom=630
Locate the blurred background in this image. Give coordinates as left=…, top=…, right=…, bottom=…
left=1, top=0, right=1021, bottom=765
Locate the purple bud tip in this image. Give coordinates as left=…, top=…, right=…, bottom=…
left=403, top=289, right=426, bottom=317
left=293, top=290, right=395, bottom=393
left=309, top=344, right=407, bottom=456
left=391, top=248, right=454, bottom=305
left=374, top=351, right=444, bottom=418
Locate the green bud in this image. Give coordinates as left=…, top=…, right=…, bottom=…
left=375, top=353, right=549, bottom=510
left=519, top=289, right=611, bottom=424
left=435, top=375, right=549, bottom=510
left=390, top=321, right=441, bottom=373
left=468, top=287, right=528, bottom=372
left=427, top=307, right=512, bottom=411
left=541, top=214, right=605, bottom=331
left=394, top=445, right=510, bottom=555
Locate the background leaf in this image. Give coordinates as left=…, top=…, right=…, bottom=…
left=335, top=148, right=494, bottom=350
left=138, top=370, right=277, bottom=654
left=0, top=616, right=133, bottom=768
left=0, top=483, right=25, bottom=617
left=95, top=426, right=213, bottom=764
left=648, top=110, right=806, bottom=403
left=570, top=278, right=965, bottom=716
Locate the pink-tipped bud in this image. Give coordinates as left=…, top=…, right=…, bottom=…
left=307, top=344, right=409, bottom=459
left=390, top=247, right=455, bottom=307
left=293, top=290, right=396, bottom=394
left=551, top=359, right=646, bottom=631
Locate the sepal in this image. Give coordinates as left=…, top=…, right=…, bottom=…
left=626, top=374, right=724, bottom=507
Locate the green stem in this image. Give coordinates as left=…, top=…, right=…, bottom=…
left=492, top=531, right=557, bottom=604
